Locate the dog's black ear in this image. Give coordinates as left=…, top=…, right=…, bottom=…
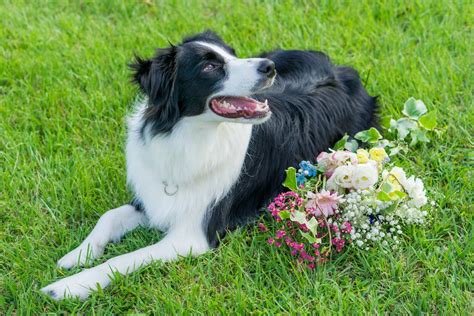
left=130, top=46, right=180, bottom=134
left=130, top=46, right=178, bottom=105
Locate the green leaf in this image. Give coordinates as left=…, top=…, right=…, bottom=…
left=278, top=210, right=291, bottom=220
left=333, top=134, right=349, bottom=150
left=290, top=210, right=307, bottom=225
left=386, top=202, right=398, bottom=212
left=300, top=231, right=317, bottom=243
left=381, top=181, right=393, bottom=193
left=283, top=167, right=297, bottom=191
left=419, top=112, right=437, bottom=130
left=376, top=139, right=391, bottom=148
left=389, top=118, right=398, bottom=133
left=389, top=146, right=402, bottom=156
left=344, top=139, right=359, bottom=152
left=402, top=97, right=427, bottom=119
left=388, top=190, right=407, bottom=200
left=377, top=191, right=392, bottom=202
left=354, top=127, right=382, bottom=143
left=395, top=118, right=418, bottom=140
left=410, top=128, right=430, bottom=146
left=306, top=217, right=319, bottom=235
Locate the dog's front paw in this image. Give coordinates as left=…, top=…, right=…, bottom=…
left=57, top=241, right=104, bottom=269
left=41, top=268, right=110, bottom=301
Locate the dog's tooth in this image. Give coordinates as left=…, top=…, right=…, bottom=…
left=264, top=99, right=268, bottom=106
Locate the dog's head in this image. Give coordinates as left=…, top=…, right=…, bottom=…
left=130, top=31, right=276, bottom=133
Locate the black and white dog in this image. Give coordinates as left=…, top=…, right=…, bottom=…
left=41, top=31, right=377, bottom=300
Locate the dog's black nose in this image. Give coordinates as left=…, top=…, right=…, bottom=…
left=257, top=60, right=276, bottom=78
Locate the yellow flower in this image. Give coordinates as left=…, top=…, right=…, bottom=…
left=369, top=147, right=388, bottom=163
left=356, top=149, right=370, bottom=164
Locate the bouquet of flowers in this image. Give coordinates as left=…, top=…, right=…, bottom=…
left=261, top=98, right=439, bottom=269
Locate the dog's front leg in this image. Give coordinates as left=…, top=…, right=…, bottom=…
left=41, top=226, right=209, bottom=300
left=57, top=204, right=148, bottom=269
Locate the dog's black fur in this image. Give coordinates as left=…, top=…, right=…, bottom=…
left=131, top=31, right=378, bottom=247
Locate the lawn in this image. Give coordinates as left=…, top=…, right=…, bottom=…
left=0, top=0, right=472, bottom=314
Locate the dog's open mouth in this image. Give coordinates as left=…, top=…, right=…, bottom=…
left=210, top=96, right=270, bottom=119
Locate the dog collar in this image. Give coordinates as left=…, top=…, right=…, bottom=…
left=162, top=181, right=179, bottom=196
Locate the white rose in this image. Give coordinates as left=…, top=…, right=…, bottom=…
left=404, top=176, right=427, bottom=208
left=404, top=176, right=423, bottom=196
left=351, top=163, right=379, bottom=189
left=332, top=151, right=358, bottom=165
left=327, top=165, right=354, bottom=191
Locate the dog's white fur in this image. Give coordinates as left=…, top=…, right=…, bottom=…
left=40, top=43, right=267, bottom=300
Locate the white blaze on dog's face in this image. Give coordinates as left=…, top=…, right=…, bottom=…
left=194, top=42, right=276, bottom=124
left=130, top=35, right=277, bottom=133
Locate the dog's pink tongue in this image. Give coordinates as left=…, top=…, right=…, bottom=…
left=210, top=96, right=270, bottom=119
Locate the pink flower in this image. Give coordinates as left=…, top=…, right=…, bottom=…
left=331, top=238, right=346, bottom=252
left=258, top=223, right=268, bottom=232
left=306, top=190, right=341, bottom=217
left=341, top=221, right=352, bottom=233
left=276, top=230, right=286, bottom=239
left=291, top=242, right=304, bottom=251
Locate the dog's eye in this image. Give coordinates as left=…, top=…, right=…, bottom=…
left=202, top=63, right=217, bottom=72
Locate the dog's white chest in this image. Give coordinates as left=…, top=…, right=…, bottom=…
left=125, top=102, right=252, bottom=231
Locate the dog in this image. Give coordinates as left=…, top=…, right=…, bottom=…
left=41, top=30, right=377, bottom=300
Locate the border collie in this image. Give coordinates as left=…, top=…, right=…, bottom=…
left=41, top=31, right=377, bottom=300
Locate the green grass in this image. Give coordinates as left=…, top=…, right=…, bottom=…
left=1, top=0, right=472, bottom=314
